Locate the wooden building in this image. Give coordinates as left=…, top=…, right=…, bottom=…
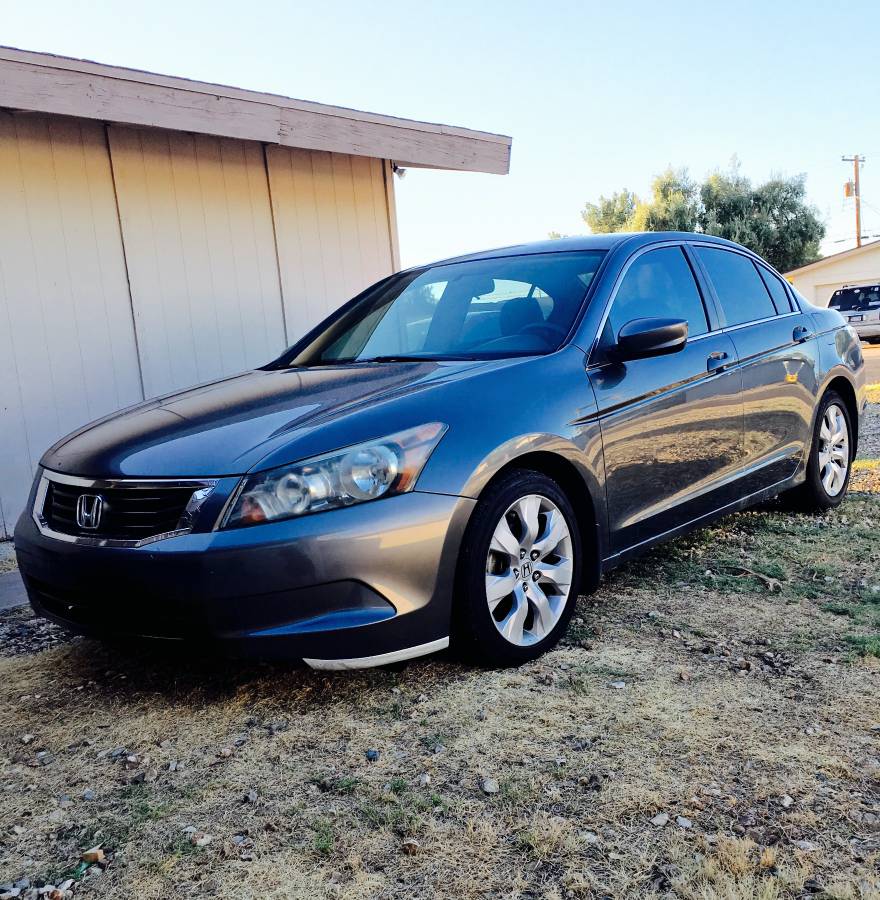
left=0, top=47, right=511, bottom=537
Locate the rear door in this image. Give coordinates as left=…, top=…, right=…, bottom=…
left=692, top=245, right=818, bottom=491
left=589, top=244, right=743, bottom=555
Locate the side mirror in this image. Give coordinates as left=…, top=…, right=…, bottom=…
left=614, top=317, right=688, bottom=361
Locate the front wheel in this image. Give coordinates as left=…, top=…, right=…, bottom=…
left=786, top=391, right=853, bottom=512
left=453, top=470, right=582, bottom=666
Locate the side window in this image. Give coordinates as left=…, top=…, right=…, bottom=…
left=757, top=265, right=793, bottom=314
left=696, top=247, right=776, bottom=326
left=606, top=246, right=709, bottom=342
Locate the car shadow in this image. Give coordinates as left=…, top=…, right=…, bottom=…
left=48, top=633, right=458, bottom=709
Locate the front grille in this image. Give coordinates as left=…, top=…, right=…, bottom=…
left=44, top=480, right=199, bottom=541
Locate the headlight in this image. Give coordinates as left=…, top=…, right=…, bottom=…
left=220, top=422, right=447, bottom=528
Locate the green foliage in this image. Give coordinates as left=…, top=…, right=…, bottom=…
left=580, top=162, right=825, bottom=271
left=582, top=189, right=638, bottom=234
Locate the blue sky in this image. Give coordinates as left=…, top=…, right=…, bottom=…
left=3, top=0, right=879, bottom=268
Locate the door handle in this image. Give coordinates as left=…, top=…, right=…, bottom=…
left=707, top=350, right=729, bottom=373
left=793, top=325, right=813, bottom=343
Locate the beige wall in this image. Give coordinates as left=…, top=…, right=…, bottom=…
left=0, top=112, right=398, bottom=538
left=107, top=126, right=287, bottom=399
left=0, top=112, right=144, bottom=539
left=267, top=148, right=396, bottom=338
left=787, top=244, right=880, bottom=306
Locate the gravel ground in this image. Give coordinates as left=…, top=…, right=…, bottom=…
left=0, top=543, right=17, bottom=575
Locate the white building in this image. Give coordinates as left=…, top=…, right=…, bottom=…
left=785, top=240, right=880, bottom=307
left=0, top=47, right=511, bottom=538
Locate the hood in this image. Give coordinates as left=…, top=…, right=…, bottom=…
left=41, top=361, right=490, bottom=478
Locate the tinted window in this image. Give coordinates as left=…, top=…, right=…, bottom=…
left=606, top=247, right=708, bottom=341
left=696, top=247, right=776, bottom=326
left=289, top=251, right=605, bottom=364
left=757, top=266, right=793, bottom=314
left=829, top=285, right=880, bottom=312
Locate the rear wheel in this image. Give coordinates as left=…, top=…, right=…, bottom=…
left=786, top=391, right=853, bottom=511
left=453, top=470, right=582, bottom=666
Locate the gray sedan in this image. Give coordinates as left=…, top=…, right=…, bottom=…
left=15, top=232, right=867, bottom=668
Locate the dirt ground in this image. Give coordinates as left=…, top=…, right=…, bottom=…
left=1, top=403, right=878, bottom=899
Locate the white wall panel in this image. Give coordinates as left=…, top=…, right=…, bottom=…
left=266, top=147, right=394, bottom=340
left=107, top=126, right=287, bottom=398
left=0, top=112, right=142, bottom=538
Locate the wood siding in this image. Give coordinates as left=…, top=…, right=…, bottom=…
left=266, top=147, right=394, bottom=338
left=107, top=126, right=286, bottom=398
left=0, top=112, right=143, bottom=537
left=0, top=114, right=398, bottom=537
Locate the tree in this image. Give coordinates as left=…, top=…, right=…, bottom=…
left=579, top=164, right=825, bottom=271
left=582, top=190, right=638, bottom=234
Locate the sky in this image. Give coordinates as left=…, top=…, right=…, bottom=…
left=3, top=0, right=880, bottom=268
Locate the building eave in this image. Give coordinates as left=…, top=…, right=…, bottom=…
left=784, top=240, right=880, bottom=278
left=0, top=45, right=512, bottom=174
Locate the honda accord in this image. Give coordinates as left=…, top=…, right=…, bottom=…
left=14, top=233, right=866, bottom=668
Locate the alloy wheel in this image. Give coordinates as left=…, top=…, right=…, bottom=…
left=484, top=493, right=574, bottom=646
left=818, top=403, right=850, bottom=497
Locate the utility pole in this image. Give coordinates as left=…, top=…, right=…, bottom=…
left=842, top=155, right=864, bottom=247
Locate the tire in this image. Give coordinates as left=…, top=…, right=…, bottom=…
left=786, top=391, right=853, bottom=512
left=453, top=469, right=582, bottom=666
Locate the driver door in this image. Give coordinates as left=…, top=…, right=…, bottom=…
left=588, top=245, right=744, bottom=555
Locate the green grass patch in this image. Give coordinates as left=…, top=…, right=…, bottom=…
left=311, top=818, right=335, bottom=855
left=844, top=634, right=880, bottom=658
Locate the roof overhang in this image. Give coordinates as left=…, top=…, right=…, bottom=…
left=0, top=46, right=512, bottom=175
left=785, top=239, right=880, bottom=277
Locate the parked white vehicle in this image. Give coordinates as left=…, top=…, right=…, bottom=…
left=829, top=284, right=880, bottom=343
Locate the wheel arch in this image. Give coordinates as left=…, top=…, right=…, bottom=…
left=466, top=449, right=604, bottom=592
left=822, top=373, right=859, bottom=456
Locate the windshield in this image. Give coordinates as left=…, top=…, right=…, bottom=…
left=829, top=285, right=880, bottom=312
left=282, top=251, right=605, bottom=365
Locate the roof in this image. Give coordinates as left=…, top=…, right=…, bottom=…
left=784, top=239, right=880, bottom=277
left=419, top=231, right=745, bottom=269
left=0, top=46, right=511, bottom=175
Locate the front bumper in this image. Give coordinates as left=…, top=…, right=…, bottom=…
left=15, top=491, right=474, bottom=666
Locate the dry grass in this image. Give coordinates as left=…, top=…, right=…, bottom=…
left=1, top=413, right=879, bottom=898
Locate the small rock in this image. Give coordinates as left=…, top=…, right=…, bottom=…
left=82, top=789, right=96, bottom=801
left=82, top=846, right=105, bottom=864
left=794, top=839, right=820, bottom=852
left=20, top=735, right=34, bottom=745
left=417, top=773, right=431, bottom=788
left=650, top=813, right=669, bottom=827
left=480, top=777, right=500, bottom=795
left=581, top=829, right=599, bottom=844
left=676, top=816, right=692, bottom=829
left=190, top=831, right=213, bottom=847
left=243, top=789, right=259, bottom=804
left=35, top=751, right=54, bottom=766
left=581, top=773, right=602, bottom=792
left=608, top=680, right=626, bottom=690
left=365, top=749, right=380, bottom=762
left=401, top=838, right=420, bottom=855
left=780, top=794, right=794, bottom=809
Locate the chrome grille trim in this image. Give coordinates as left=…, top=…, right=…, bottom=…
left=32, top=469, right=218, bottom=548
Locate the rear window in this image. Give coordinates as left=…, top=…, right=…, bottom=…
left=696, top=247, right=777, bottom=326
left=829, top=285, right=880, bottom=312
left=757, top=266, right=793, bottom=314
